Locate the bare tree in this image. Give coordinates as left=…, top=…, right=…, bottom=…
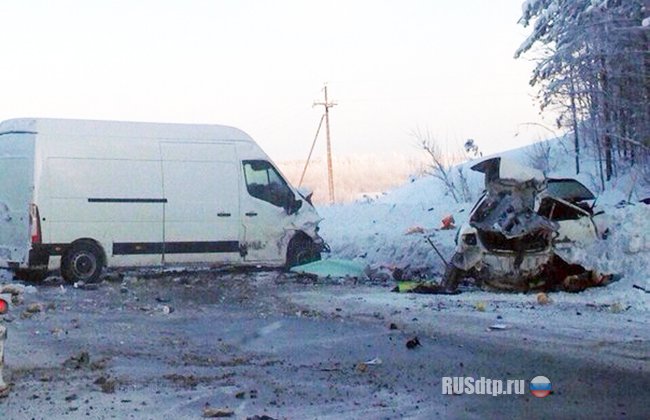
left=412, top=128, right=472, bottom=203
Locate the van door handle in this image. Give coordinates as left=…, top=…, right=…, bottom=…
left=217, top=212, right=231, bottom=217
left=245, top=212, right=258, bottom=217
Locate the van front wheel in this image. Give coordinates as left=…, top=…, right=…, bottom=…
left=61, top=241, right=104, bottom=284
left=286, top=234, right=321, bottom=268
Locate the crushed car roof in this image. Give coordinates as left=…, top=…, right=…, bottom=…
left=471, top=157, right=545, bottom=184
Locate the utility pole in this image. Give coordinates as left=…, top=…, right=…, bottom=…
left=313, top=84, right=336, bottom=203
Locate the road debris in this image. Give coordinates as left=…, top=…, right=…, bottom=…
left=536, top=292, right=552, bottom=305
left=474, top=301, right=487, bottom=312
left=487, top=324, right=510, bottom=331
left=633, top=284, right=649, bottom=293
left=203, top=403, right=234, bottom=418
left=355, top=357, right=383, bottom=373
left=440, top=214, right=455, bottom=230
left=63, top=351, right=91, bottom=369
left=405, top=226, right=425, bottom=235
left=406, top=337, right=421, bottom=349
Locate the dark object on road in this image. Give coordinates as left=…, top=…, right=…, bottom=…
left=389, top=323, right=398, bottom=330
left=392, top=280, right=461, bottom=295
left=406, top=337, right=421, bottom=349
left=63, top=351, right=91, bottom=370
left=633, top=284, right=650, bottom=293
left=442, top=157, right=606, bottom=292
left=203, top=403, right=235, bottom=418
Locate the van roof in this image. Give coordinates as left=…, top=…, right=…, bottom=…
left=0, top=118, right=255, bottom=142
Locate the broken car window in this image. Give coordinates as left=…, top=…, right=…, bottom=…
left=242, top=160, right=294, bottom=208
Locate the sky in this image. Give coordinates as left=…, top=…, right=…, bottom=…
left=0, top=0, right=552, bottom=161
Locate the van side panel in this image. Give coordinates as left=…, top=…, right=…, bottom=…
left=37, top=135, right=164, bottom=268
left=0, top=133, right=35, bottom=266
left=160, top=142, right=241, bottom=263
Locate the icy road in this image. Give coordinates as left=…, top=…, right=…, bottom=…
left=1, top=269, right=648, bottom=419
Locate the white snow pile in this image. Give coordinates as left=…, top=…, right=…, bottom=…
left=318, top=137, right=650, bottom=310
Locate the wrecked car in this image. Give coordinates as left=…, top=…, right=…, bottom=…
left=443, top=157, right=605, bottom=291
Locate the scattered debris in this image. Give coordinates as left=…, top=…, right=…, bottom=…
left=73, top=281, right=100, bottom=291
left=633, top=284, right=649, bottom=293
left=440, top=214, right=455, bottom=230
left=355, top=357, right=382, bottom=373
left=203, top=403, right=234, bottom=418
left=160, top=305, right=174, bottom=315
left=63, top=351, right=91, bottom=369
left=25, top=303, right=43, bottom=313
left=392, top=281, right=460, bottom=295
left=487, top=324, right=509, bottom=331
left=0, top=284, right=26, bottom=296
left=406, top=337, right=421, bottom=349
left=405, top=226, right=425, bottom=235
left=536, top=292, right=551, bottom=305
left=101, top=379, right=116, bottom=394
left=389, top=322, right=398, bottom=330
left=474, top=301, right=487, bottom=312
left=609, top=302, right=625, bottom=314
left=21, top=302, right=45, bottom=319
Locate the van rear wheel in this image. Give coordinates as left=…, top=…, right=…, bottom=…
left=61, top=241, right=104, bottom=284
left=286, top=234, right=321, bottom=268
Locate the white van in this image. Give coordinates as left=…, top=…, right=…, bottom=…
left=0, top=118, right=325, bottom=282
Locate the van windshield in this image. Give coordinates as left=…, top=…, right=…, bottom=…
left=242, top=160, right=294, bottom=208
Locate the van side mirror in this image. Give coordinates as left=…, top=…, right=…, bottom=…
left=286, top=198, right=303, bottom=215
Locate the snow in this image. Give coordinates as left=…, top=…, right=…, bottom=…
left=318, top=137, right=650, bottom=312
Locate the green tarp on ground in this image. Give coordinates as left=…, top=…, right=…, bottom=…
left=290, top=259, right=366, bottom=278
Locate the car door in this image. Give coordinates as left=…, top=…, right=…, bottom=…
left=240, top=160, right=295, bottom=263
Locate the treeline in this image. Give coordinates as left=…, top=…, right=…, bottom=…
left=516, top=0, right=650, bottom=187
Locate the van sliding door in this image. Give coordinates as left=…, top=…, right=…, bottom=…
left=160, top=142, right=241, bottom=264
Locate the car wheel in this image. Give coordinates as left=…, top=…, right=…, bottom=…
left=286, top=234, right=321, bottom=268
left=61, top=241, right=104, bottom=283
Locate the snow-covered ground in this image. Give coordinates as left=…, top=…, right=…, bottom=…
left=317, top=137, right=650, bottom=312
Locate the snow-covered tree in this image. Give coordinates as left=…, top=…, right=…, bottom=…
left=516, top=0, right=650, bottom=185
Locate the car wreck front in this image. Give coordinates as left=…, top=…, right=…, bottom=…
left=444, top=157, right=603, bottom=291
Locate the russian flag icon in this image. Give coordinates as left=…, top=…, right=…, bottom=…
left=530, top=376, right=552, bottom=398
